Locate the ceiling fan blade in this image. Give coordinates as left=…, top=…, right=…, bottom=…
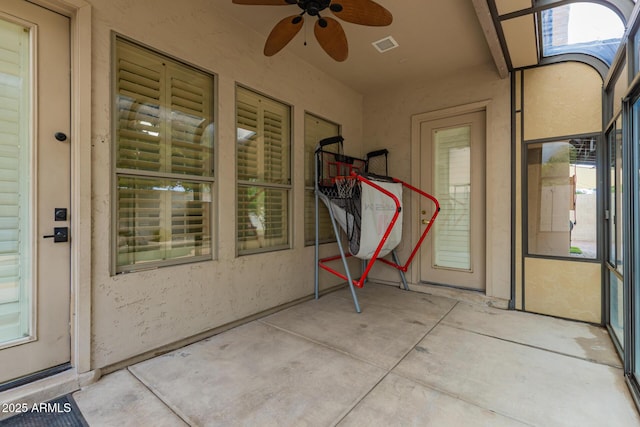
left=232, top=0, right=291, bottom=5
left=330, top=0, right=392, bottom=26
left=264, top=15, right=304, bottom=56
left=314, top=17, right=348, bottom=62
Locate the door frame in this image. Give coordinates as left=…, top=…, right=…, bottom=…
left=410, top=100, right=495, bottom=295
left=22, top=0, right=92, bottom=377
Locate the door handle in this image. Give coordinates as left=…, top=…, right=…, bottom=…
left=422, top=219, right=430, bottom=225
left=43, top=227, right=68, bottom=243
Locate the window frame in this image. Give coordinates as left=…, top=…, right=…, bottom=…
left=539, top=2, right=626, bottom=67
left=111, top=35, right=217, bottom=274
left=522, top=133, right=602, bottom=262
left=304, top=112, right=340, bottom=246
left=235, top=85, right=292, bottom=256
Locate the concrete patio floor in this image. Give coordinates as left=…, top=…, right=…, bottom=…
left=73, top=283, right=640, bottom=426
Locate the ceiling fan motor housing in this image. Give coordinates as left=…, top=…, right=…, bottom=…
left=295, top=0, right=333, bottom=16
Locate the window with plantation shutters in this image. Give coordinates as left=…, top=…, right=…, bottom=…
left=114, top=38, right=214, bottom=272
left=304, top=113, right=339, bottom=245
left=236, top=87, right=290, bottom=254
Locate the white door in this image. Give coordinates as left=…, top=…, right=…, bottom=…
left=0, top=0, right=71, bottom=384
left=419, top=111, right=485, bottom=291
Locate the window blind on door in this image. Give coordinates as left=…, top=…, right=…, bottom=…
left=433, top=126, right=472, bottom=270
left=0, top=19, right=31, bottom=342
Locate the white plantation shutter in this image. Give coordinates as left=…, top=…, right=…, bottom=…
left=263, top=188, right=287, bottom=242
left=115, top=39, right=214, bottom=271
left=236, top=100, right=258, bottom=181
left=0, top=19, right=30, bottom=341
left=304, top=113, right=339, bottom=244
left=264, top=110, right=286, bottom=183
left=117, top=177, right=162, bottom=265
left=304, top=189, right=335, bottom=244
left=167, top=69, right=213, bottom=253
left=116, top=42, right=213, bottom=174
left=237, top=186, right=258, bottom=245
left=116, top=53, right=163, bottom=172
left=237, top=100, right=259, bottom=246
left=304, top=114, right=339, bottom=187
left=169, top=71, right=213, bottom=176
left=236, top=87, right=290, bottom=254
left=263, top=108, right=287, bottom=244
left=170, top=183, right=210, bottom=249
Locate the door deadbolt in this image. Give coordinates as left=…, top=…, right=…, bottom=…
left=54, top=208, right=67, bottom=221
left=43, top=227, right=68, bottom=243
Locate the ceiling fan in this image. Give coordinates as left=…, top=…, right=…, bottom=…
left=232, top=0, right=393, bottom=62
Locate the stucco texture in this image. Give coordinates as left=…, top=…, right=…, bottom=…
left=525, top=258, right=601, bottom=324
left=89, top=0, right=363, bottom=369
left=523, top=62, right=602, bottom=141
left=362, top=66, right=512, bottom=301
left=518, top=61, right=603, bottom=322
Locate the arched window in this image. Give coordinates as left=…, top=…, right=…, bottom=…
left=541, top=2, right=625, bottom=65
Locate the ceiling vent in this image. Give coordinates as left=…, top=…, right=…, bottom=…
left=372, top=36, right=399, bottom=53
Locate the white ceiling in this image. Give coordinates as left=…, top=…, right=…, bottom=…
left=214, top=0, right=498, bottom=94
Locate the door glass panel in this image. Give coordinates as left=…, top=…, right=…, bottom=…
left=607, top=116, right=624, bottom=350
left=608, top=126, right=617, bottom=265
left=0, top=19, right=31, bottom=345
left=633, top=98, right=640, bottom=377
left=433, top=125, right=471, bottom=270
left=610, top=270, right=624, bottom=347
left=616, top=121, right=624, bottom=275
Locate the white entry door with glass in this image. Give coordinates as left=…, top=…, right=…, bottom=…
left=419, top=111, right=486, bottom=291
left=0, top=0, right=71, bottom=384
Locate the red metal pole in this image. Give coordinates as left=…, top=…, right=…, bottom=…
left=393, top=178, right=440, bottom=270
left=317, top=174, right=439, bottom=289
left=350, top=173, right=401, bottom=287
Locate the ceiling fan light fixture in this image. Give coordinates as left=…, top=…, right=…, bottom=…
left=372, top=35, right=398, bottom=53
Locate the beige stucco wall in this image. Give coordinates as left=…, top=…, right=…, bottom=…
left=361, top=65, right=512, bottom=300
left=519, top=61, right=603, bottom=322
left=525, top=258, right=601, bottom=323
left=523, top=62, right=602, bottom=140
left=89, top=0, right=364, bottom=369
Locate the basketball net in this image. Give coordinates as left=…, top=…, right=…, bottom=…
left=335, top=176, right=357, bottom=198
